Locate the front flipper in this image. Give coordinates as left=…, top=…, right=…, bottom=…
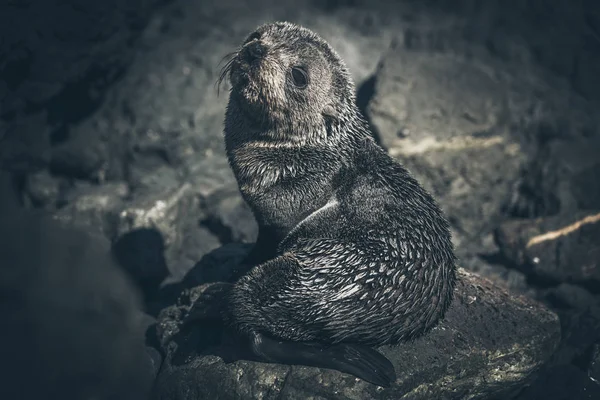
left=249, top=332, right=396, bottom=387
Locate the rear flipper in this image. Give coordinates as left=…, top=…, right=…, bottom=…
left=249, top=332, right=396, bottom=387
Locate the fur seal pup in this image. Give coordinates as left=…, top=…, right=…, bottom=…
left=219, top=22, right=457, bottom=387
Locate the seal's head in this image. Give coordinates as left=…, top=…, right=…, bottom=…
left=220, top=22, right=356, bottom=139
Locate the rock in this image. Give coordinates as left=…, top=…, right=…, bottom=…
left=0, top=111, right=52, bottom=174
left=0, top=204, right=152, bottom=400
left=24, top=170, right=62, bottom=208
left=152, top=244, right=560, bottom=400
left=112, top=227, right=170, bottom=300
left=589, top=343, right=600, bottom=386
left=201, top=187, right=258, bottom=244
left=146, top=346, right=164, bottom=379
left=364, top=37, right=527, bottom=253
left=164, top=224, right=222, bottom=286
left=52, top=181, right=129, bottom=237
left=495, top=211, right=600, bottom=288
left=185, top=154, right=238, bottom=201
left=367, top=42, right=505, bottom=151
left=178, top=243, right=253, bottom=288
left=127, top=157, right=185, bottom=194
left=0, top=0, right=161, bottom=115
left=545, top=284, right=598, bottom=310
left=553, top=304, right=600, bottom=367
left=514, top=364, right=600, bottom=400
left=546, top=137, right=600, bottom=212
left=506, top=136, right=600, bottom=219
left=116, top=182, right=197, bottom=267
left=49, top=133, right=109, bottom=180
left=0, top=170, right=20, bottom=210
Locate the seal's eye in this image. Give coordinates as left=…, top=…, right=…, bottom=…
left=290, top=66, right=309, bottom=89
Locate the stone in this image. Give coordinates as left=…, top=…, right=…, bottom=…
left=50, top=134, right=109, bottom=180
left=202, top=187, right=258, bottom=244
left=164, top=224, right=222, bottom=286
left=364, top=38, right=527, bottom=253
left=495, top=211, right=600, bottom=288
left=52, top=181, right=129, bottom=238
left=112, top=227, right=170, bottom=299
left=589, top=343, right=600, bottom=386
left=545, top=283, right=598, bottom=310
left=504, top=136, right=600, bottom=219
left=146, top=346, right=164, bottom=380
left=152, top=244, right=560, bottom=400
left=0, top=170, right=20, bottom=210
left=0, top=0, right=161, bottom=115
left=177, top=242, right=253, bottom=289
left=24, top=169, right=62, bottom=208
left=553, top=304, right=600, bottom=367
left=0, top=204, right=152, bottom=400
left=186, top=155, right=238, bottom=201
left=0, top=111, right=52, bottom=173
left=115, top=181, right=199, bottom=280
left=514, top=364, right=600, bottom=400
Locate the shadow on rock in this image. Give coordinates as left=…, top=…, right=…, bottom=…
left=112, top=227, right=170, bottom=302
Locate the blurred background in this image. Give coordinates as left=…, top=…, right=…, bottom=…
left=1, top=0, right=599, bottom=399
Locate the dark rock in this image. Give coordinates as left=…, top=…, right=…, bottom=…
left=0, top=170, right=20, bottom=209
left=152, top=244, right=560, bottom=399
left=150, top=244, right=251, bottom=314
left=0, top=111, right=52, bottom=173
left=506, top=137, right=600, bottom=219
left=113, top=228, right=170, bottom=300
left=178, top=242, right=253, bottom=288
left=0, top=0, right=161, bottom=115
left=50, top=134, right=108, bottom=180
left=554, top=304, right=600, bottom=366
left=514, top=364, right=600, bottom=400
left=545, top=284, right=598, bottom=310
left=589, top=343, right=600, bottom=386
left=0, top=204, right=152, bottom=400
left=495, top=211, right=600, bottom=289
left=146, top=346, right=164, bottom=379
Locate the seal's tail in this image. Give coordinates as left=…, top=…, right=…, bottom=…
left=250, top=332, right=396, bottom=387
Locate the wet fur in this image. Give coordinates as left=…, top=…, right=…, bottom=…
left=221, top=22, right=457, bottom=383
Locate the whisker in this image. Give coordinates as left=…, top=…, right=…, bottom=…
left=217, top=51, right=238, bottom=68
left=215, top=50, right=239, bottom=96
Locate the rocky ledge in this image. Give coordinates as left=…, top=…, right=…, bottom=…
left=151, top=244, right=560, bottom=400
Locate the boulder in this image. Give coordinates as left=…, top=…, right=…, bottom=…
left=152, top=244, right=560, bottom=400
left=364, top=36, right=526, bottom=254
left=364, top=24, right=600, bottom=253
left=495, top=211, right=600, bottom=289
left=52, top=180, right=129, bottom=237
left=0, top=204, right=153, bottom=400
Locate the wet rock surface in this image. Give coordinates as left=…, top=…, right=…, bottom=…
left=153, top=246, right=560, bottom=400
left=2, top=0, right=600, bottom=399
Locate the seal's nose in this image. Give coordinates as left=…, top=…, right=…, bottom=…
left=244, top=40, right=266, bottom=61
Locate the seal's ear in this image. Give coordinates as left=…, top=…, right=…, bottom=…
left=322, top=104, right=338, bottom=120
